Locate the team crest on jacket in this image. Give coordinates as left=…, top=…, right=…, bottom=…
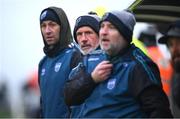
left=54, top=62, right=62, bottom=72
left=107, top=78, right=116, bottom=90
left=41, top=68, right=45, bottom=76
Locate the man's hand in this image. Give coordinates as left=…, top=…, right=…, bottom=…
left=91, top=60, right=113, bottom=83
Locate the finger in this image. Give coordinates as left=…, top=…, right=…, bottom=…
left=99, top=60, right=111, bottom=65
left=98, top=64, right=113, bottom=70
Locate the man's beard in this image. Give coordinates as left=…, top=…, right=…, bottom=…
left=172, top=60, right=180, bottom=73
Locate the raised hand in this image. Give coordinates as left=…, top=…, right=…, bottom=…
left=91, top=60, right=113, bottom=83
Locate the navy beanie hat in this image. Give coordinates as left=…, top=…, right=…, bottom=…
left=101, top=10, right=136, bottom=43
left=73, top=14, right=100, bottom=43
left=40, top=9, right=60, bottom=25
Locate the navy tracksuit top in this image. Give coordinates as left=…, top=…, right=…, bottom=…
left=75, top=44, right=161, bottom=118
left=39, top=48, right=79, bottom=117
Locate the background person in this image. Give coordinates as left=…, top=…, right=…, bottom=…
left=138, top=25, right=173, bottom=96
left=158, top=20, right=180, bottom=117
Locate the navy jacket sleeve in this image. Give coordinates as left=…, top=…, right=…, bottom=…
left=70, top=49, right=83, bottom=69
left=64, top=63, right=97, bottom=106
left=129, top=61, right=173, bottom=118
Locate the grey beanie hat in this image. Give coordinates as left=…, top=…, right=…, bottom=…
left=101, top=10, right=136, bottom=43
left=73, top=14, right=100, bottom=43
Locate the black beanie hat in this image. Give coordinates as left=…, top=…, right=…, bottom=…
left=101, top=10, right=136, bottom=43
left=40, top=9, right=60, bottom=25
left=158, top=20, right=180, bottom=44
left=73, top=15, right=100, bottom=43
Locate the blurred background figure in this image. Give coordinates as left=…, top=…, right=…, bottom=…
left=158, top=20, right=180, bottom=117
left=22, top=70, right=40, bottom=118
left=0, top=78, right=11, bottom=118
left=138, top=25, right=173, bottom=96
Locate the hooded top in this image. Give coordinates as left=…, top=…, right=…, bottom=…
left=38, top=7, right=81, bottom=118
left=40, top=7, right=73, bottom=57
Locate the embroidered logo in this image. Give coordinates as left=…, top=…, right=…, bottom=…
left=88, top=57, right=100, bottom=61
left=40, top=10, right=47, bottom=21
left=54, top=62, right=62, bottom=72
left=75, top=17, right=82, bottom=27
left=107, top=78, right=116, bottom=90
left=41, top=68, right=45, bottom=76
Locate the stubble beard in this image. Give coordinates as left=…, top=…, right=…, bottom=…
left=101, top=43, right=120, bottom=56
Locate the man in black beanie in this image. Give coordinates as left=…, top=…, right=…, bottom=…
left=65, top=12, right=112, bottom=118
left=38, top=6, right=81, bottom=118
left=158, top=20, right=180, bottom=117
left=64, top=10, right=173, bottom=118
left=73, top=13, right=100, bottom=55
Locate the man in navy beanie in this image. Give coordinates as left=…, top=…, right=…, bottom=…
left=73, top=13, right=100, bottom=54
left=65, top=12, right=110, bottom=118
left=64, top=10, right=173, bottom=118
left=38, top=6, right=81, bottom=118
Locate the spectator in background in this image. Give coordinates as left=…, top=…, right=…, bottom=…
left=138, top=25, right=173, bottom=96
left=158, top=20, right=180, bottom=117
left=0, top=79, right=10, bottom=117
left=22, top=70, right=40, bottom=118
left=38, top=6, right=81, bottom=118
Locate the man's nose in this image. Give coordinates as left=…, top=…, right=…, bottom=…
left=45, top=26, right=51, bottom=33
left=100, top=27, right=108, bottom=35
left=81, top=33, right=88, bottom=42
